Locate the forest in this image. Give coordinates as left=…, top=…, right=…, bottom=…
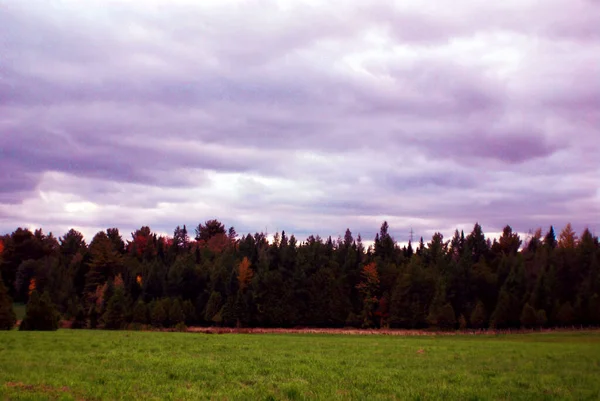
left=1, top=220, right=599, bottom=331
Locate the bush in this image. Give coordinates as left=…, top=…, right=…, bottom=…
left=174, top=322, right=187, bottom=332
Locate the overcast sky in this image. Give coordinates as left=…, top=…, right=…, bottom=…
left=1, top=0, right=599, bottom=243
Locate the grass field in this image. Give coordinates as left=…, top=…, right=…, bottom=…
left=1, top=330, right=599, bottom=400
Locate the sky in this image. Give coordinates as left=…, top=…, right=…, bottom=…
left=1, top=0, right=599, bottom=244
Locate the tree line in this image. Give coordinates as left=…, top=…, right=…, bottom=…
left=0, top=220, right=599, bottom=331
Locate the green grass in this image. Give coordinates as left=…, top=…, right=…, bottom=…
left=1, top=330, right=599, bottom=400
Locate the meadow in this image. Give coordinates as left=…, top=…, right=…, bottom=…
left=1, top=330, right=599, bottom=400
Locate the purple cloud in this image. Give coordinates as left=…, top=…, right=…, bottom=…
left=1, top=0, right=599, bottom=241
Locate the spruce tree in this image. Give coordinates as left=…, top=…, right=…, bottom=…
left=438, top=303, right=456, bottom=330
left=150, top=301, right=167, bottom=327
left=103, top=287, right=126, bottom=329
left=520, top=303, right=538, bottom=328
left=168, top=299, right=185, bottom=327
left=19, top=290, right=59, bottom=331
left=536, top=309, right=548, bottom=327
left=470, top=300, right=487, bottom=329
left=132, top=300, right=148, bottom=324
left=557, top=302, right=575, bottom=326
left=0, top=279, right=17, bottom=330
left=182, top=300, right=197, bottom=326
left=205, top=291, right=223, bottom=323
left=71, top=305, right=87, bottom=329
left=89, top=304, right=99, bottom=329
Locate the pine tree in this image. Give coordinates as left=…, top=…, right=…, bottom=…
left=19, top=290, right=59, bottom=331
left=71, top=305, right=87, bottom=329
left=103, top=287, right=127, bottom=329
left=438, top=304, right=456, bottom=330
left=168, top=298, right=185, bottom=327
left=0, top=279, right=17, bottom=330
left=536, top=309, right=548, bottom=327
left=589, top=294, right=600, bottom=325
left=204, top=291, right=223, bottom=323
left=458, top=314, right=467, bottom=330
left=132, top=300, right=148, bottom=324
left=470, top=300, right=487, bottom=329
left=150, top=301, right=167, bottom=327
left=556, top=302, right=575, bottom=326
left=520, top=303, right=538, bottom=328
left=182, top=300, right=196, bottom=326
left=89, top=304, right=99, bottom=329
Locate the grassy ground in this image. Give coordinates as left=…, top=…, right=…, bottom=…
left=0, top=330, right=599, bottom=400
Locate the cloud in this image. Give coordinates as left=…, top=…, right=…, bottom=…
left=1, top=0, right=599, bottom=241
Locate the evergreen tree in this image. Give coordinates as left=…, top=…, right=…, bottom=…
left=168, top=298, right=185, bottom=327
left=470, top=300, right=487, bottom=329
left=520, top=303, right=538, bottom=328
left=150, top=301, right=167, bottom=327
left=103, top=287, right=127, bottom=329
left=544, top=226, right=557, bottom=249
left=458, top=314, right=467, bottom=330
left=205, top=291, right=223, bottom=323
left=182, top=300, right=197, bottom=326
left=71, top=305, right=87, bottom=329
left=556, top=302, right=575, bottom=326
left=536, top=309, right=548, bottom=327
left=437, top=304, right=456, bottom=330
left=133, top=300, right=148, bottom=324
left=89, top=304, right=99, bottom=329
left=19, top=290, right=59, bottom=331
left=0, top=279, right=17, bottom=330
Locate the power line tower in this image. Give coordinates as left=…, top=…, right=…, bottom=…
left=409, top=227, right=414, bottom=243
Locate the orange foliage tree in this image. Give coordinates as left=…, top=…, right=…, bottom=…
left=237, top=257, right=253, bottom=292
left=356, top=262, right=380, bottom=328
left=28, top=278, right=36, bottom=296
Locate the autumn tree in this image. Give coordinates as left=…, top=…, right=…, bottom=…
left=237, top=257, right=253, bottom=292
left=558, top=223, right=577, bottom=249
left=356, top=262, right=380, bottom=328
